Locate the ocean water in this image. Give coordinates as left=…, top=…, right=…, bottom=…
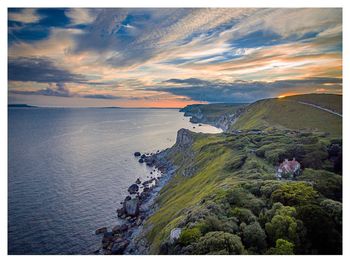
left=8, top=108, right=221, bottom=255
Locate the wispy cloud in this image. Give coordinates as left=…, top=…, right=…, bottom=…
left=8, top=8, right=342, bottom=106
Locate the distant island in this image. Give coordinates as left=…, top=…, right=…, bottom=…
left=8, top=104, right=37, bottom=108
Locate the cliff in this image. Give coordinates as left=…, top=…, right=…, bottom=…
left=180, top=103, right=246, bottom=131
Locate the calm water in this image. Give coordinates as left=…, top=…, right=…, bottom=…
left=8, top=108, right=221, bottom=254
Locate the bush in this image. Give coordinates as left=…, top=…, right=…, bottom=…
left=266, top=239, right=294, bottom=255
left=230, top=207, right=257, bottom=224
left=265, top=212, right=298, bottom=244
left=320, top=199, right=342, bottom=227
left=260, top=181, right=281, bottom=198
left=242, top=222, right=267, bottom=252
left=297, top=204, right=342, bottom=254
left=179, top=227, right=202, bottom=246
left=299, top=168, right=342, bottom=201
left=271, top=182, right=318, bottom=206
left=198, top=215, right=239, bottom=234
left=194, top=231, right=244, bottom=255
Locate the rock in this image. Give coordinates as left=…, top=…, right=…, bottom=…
left=135, top=178, right=141, bottom=184
left=140, top=191, right=150, bottom=201
left=102, top=232, right=114, bottom=249
left=136, top=216, right=143, bottom=226
left=124, top=195, right=131, bottom=202
left=141, top=154, right=146, bottom=159
left=112, top=224, right=128, bottom=234
left=169, top=228, right=182, bottom=244
left=143, top=186, right=150, bottom=193
left=128, top=184, right=139, bottom=194
left=123, top=198, right=140, bottom=217
left=111, top=239, right=129, bottom=254
left=116, top=207, right=125, bottom=217
left=95, top=227, right=108, bottom=235
left=138, top=158, right=144, bottom=163
left=134, top=152, right=141, bottom=157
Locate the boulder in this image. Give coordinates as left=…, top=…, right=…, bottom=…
left=138, top=158, right=144, bottom=163
left=123, top=197, right=140, bottom=217
left=124, top=195, right=131, bottom=202
left=135, top=178, right=141, bottom=184
left=95, top=227, right=107, bottom=235
left=128, top=184, right=139, bottom=194
left=134, top=152, right=141, bottom=157
left=112, top=224, right=128, bottom=234
left=116, top=207, right=125, bottom=217
left=102, top=232, right=114, bottom=249
left=169, top=228, right=182, bottom=244
left=111, top=239, right=129, bottom=254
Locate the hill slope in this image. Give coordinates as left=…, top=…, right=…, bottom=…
left=232, top=94, right=342, bottom=137
left=138, top=129, right=342, bottom=255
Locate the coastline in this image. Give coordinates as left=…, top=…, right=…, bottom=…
left=98, top=144, right=177, bottom=255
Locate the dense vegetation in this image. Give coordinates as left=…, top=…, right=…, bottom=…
left=140, top=94, right=342, bottom=255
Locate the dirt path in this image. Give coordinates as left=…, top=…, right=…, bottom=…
left=298, top=101, right=342, bottom=117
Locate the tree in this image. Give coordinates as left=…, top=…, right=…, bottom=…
left=194, top=231, right=244, bottom=255
left=271, top=182, right=318, bottom=206
left=266, top=239, right=294, bottom=255
left=297, top=204, right=342, bottom=254
left=265, top=213, right=298, bottom=244
left=320, top=199, right=342, bottom=227
left=242, top=222, right=267, bottom=252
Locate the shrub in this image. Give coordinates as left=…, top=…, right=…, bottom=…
left=320, top=199, right=342, bottom=227
left=271, top=182, right=318, bottom=206
left=230, top=207, right=257, bottom=224
left=198, top=215, right=239, bottom=234
left=265, top=212, right=298, bottom=244
left=179, top=227, right=202, bottom=246
left=194, top=231, right=244, bottom=255
left=242, top=222, right=267, bottom=252
left=297, top=204, right=342, bottom=254
left=266, top=239, right=294, bottom=255
left=299, top=168, right=342, bottom=201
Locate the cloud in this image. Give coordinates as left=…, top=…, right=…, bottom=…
left=7, top=8, right=342, bottom=106
left=8, top=57, right=86, bottom=83
left=65, top=9, right=97, bottom=25
left=8, top=9, right=42, bottom=24
left=9, top=82, right=125, bottom=100
left=156, top=77, right=342, bottom=103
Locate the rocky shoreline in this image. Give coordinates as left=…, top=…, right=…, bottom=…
left=95, top=148, right=176, bottom=255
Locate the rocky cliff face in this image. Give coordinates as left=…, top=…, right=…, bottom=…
left=181, top=106, right=245, bottom=132
left=175, top=128, right=194, bottom=149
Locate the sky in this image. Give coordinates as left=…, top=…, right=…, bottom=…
left=8, top=8, right=342, bottom=107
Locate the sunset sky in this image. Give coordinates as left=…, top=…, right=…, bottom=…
left=8, top=8, right=342, bottom=107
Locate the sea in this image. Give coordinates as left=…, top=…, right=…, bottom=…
left=8, top=108, right=221, bottom=254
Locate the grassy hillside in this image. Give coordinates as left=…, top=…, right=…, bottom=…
left=284, top=94, right=342, bottom=114
left=142, top=129, right=342, bottom=255
left=232, top=94, right=342, bottom=137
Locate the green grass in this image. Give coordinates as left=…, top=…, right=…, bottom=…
left=232, top=96, right=342, bottom=137
left=285, top=94, right=342, bottom=114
